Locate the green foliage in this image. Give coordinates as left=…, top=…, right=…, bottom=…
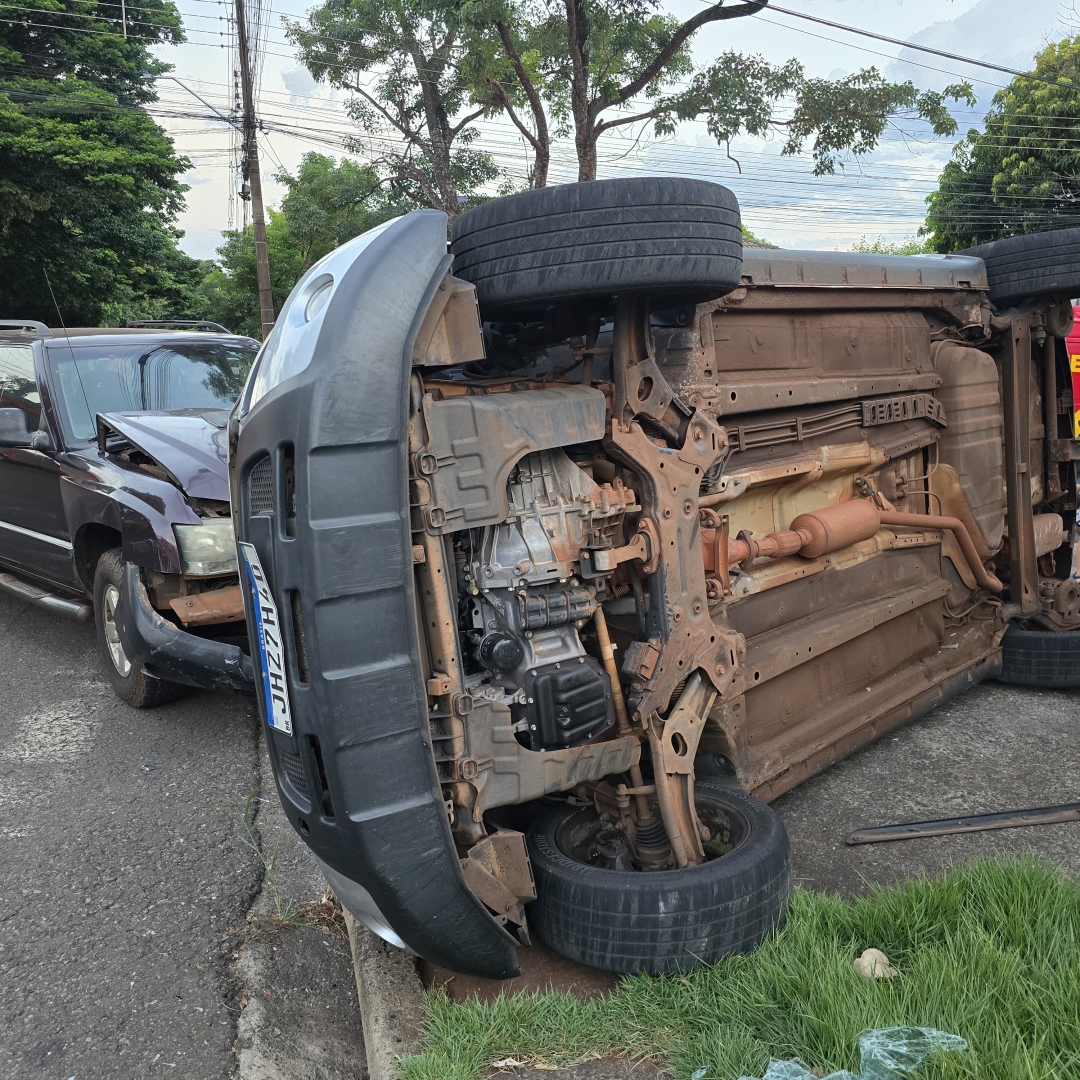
left=285, top=0, right=498, bottom=217
left=741, top=224, right=775, bottom=249
left=462, top=1, right=974, bottom=184
left=662, top=54, right=973, bottom=178
left=850, top=235, right=933, bottom=256
left=0, top=0, right=203, bottom=325
left=459, top=0, right=565, bottom=187
left=198, top=153, right=414, bottom=337
left=397, top=857, right=1080, bottom=1080
left=782, top=71, right=975, bottom=177
left=925, top=37, right=1080, bottom=252
left=287, top=0, right=974, bottom=193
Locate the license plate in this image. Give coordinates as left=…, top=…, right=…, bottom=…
left=239, top=542, right=293, bottom=735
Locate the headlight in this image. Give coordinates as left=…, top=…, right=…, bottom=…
left=173, top=520, right=238, bottom=577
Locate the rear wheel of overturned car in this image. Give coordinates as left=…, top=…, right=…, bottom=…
left=94, top=549, right=185, bottom=708
left=998, top=622, right=1080, bottom=688
left=960, top=227, right=1080, bottom=307
left=450, top=176, right=744, bottom=318
left=525, top=781, right=791, bottom=974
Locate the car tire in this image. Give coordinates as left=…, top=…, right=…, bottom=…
left=959, top=228, right=1080, bottom=306
left=94, top=549, right=185, bottom=708
left=450, top=177, right=743, bottom=317
left=998, top=622, right=1080, bottom=688
left=525, top=781, right=791, bottom=975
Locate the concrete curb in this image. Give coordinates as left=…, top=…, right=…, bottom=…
left=344, top=911, right=427, bottom=1080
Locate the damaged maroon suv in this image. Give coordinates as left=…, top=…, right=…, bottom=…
left=0, top=322, right=257, bottom=705
left=233, top=178, right=1080, bottom=978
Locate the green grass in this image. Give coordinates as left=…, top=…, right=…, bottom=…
left=397, top=857, right=1080, bottom=1080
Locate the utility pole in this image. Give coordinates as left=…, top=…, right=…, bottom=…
left=235, top=0, right=275, bottom=339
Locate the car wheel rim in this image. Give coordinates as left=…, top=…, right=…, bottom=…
left=102, top=584, right=131, bottom=677
left=553, top=793, right=750, bottom=873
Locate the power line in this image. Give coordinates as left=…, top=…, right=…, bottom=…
left=758, top=3, right=1076, bottom=91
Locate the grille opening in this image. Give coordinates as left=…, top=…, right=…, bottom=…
left=282, top=443, right=296, bottom=537
left=289, top=590, right=310, bottom=683
left=278, top=748, right=309, bottom=803
left=247, top=455, right=273, bottom=515
left=309, top=735, right=335, bottom=819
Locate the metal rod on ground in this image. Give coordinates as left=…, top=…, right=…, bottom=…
left=846, top=801, right=1080, bottom=845
left=234, top=0, right=275, bottom=340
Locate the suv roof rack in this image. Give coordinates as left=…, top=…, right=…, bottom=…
left=0, top=320, right=52, bottom=336
left=126, top=320, right=232, bottom=333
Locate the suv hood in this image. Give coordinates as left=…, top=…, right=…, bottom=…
left=96, top=408, right=231, bottom=502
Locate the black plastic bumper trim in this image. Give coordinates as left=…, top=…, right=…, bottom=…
left=234, top=211, right=520, bottom=979
left=116, top=562, right=254, bottom=692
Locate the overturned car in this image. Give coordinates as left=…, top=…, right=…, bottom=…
left=233, top=179, right=1080, bottom=977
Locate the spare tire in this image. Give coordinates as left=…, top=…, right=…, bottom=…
left=525, top=781, right=790, bottom=975
left=959, top=228, right=1080, bottom=305
left=998, top=622, right=1080, bottom=688
left=450, top=177, right=743, bottom=317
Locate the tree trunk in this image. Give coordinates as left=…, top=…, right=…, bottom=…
left=564, top=0, right=594, bottom=183
left=494, top=21, right=550, bottom=188
left=577, top=130, right=597, bottom=182
left=533, top=142, right=550, bottom=188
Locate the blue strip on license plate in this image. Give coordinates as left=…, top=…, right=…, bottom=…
left=239, top=542, right=293, bottom=735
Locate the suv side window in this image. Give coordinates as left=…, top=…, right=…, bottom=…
left=0, top=345, right=41, bottom=431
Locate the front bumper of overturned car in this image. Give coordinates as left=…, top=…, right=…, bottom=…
left=231, top=211, right=521, bottom=979
left=115, top=561, right=255, bottom=692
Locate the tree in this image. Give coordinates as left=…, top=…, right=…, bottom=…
left=850, top=235, right=932, bottom=256
left=198, top=153, right=413, bottom=336
left=289, top=0, right=973, bottom=204
left=924, top=36, right=1080, bottom=252
left=286, top=1, right=499, bottom=219
left=0, top=0, right=203, bottom=324
left=459, top=0, right=564, bottom=188
left=461, top=0, right=974, bottom=186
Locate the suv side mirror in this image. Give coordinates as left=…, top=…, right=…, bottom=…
left=0, top=407, right=35, bottom=447
left=30, top=427, right=54, bottom=452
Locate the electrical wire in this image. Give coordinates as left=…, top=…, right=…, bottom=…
left=7, top=6, right=1080, bottom=237
left=759, top=2, right=1077, bottom=90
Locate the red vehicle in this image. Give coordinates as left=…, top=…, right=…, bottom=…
left=1069, top=306, right=1080, bottom=437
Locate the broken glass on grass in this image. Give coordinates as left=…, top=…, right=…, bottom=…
left=710, top=1026, right=968, bottom=1080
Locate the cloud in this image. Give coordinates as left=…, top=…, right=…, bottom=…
left=886, top=0, right=1068, bottom=102
left=280, top=66, right=337, bottom=107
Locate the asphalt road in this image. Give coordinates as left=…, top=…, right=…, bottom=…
left=5, top=574, right=1079, bottom=1080
left=0, top=589, right=264, bottom=1080
left=775, top=678, right=1080, bottom=895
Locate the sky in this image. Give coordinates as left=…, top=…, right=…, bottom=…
left=149, top=0, right=1075, bottom=259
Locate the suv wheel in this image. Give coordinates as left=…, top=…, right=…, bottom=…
left=94, top=549, right=184, bottom=708
left=525, top=781, right=791, bottom=974
left=960, top=227, right=1080, bottom=306
left=999, top=622, right=1080, bottom=688
left=450, top=177, right=743, bottom=317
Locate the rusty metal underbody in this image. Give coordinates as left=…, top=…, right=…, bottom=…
left=404, top=269, right=1076, bottom=905
left=169, top=584, right=246, bottom=626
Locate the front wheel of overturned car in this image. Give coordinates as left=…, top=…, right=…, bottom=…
left=94, top=549, right=185, bottom=708
left=526, top=782, right=791, bottom=975
left=450, top=176, right=743, bottom=317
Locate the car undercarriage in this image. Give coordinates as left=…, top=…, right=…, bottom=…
left=234, top=180, right=1080, bottom=978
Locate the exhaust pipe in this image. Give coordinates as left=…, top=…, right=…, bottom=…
left=0, top=573, right=92, bottom=621
left=716, top=500, right=1004, bottom=593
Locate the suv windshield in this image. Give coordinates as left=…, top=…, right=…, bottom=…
left=47, top=338, right=259, bottom=441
